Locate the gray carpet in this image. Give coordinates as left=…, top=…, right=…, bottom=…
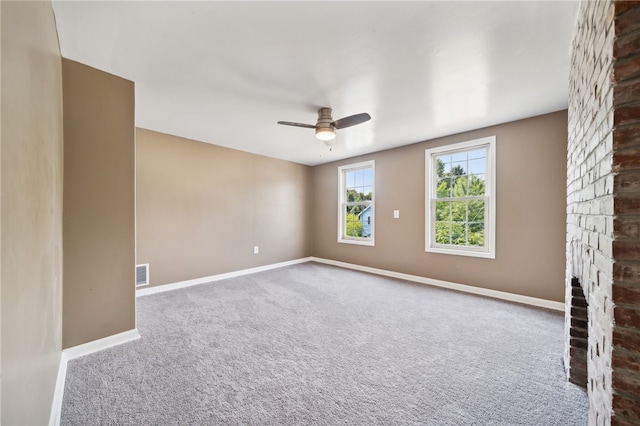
left=61, top=262, right=588, bottom=425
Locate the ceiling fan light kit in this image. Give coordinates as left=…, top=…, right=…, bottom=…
left=278, top=107, right=371, bottom=146
left=315, top=127, right=336, bottom=144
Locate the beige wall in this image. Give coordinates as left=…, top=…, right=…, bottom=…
left=136, top=128, right=312, bottom=287
left=1, top=1, right=64, bottom=424
left=62, top=59, right=136, bottom=348
left=312, top=111, right=568, bottom=302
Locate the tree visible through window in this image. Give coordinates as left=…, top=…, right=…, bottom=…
left=426, top=137, right=495, bottom=258
left=435, top=149, right=486, bottom=246
left=339, top=161, right=374, bottom=245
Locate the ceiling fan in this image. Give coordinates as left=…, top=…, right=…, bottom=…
left=277, top=108, right=371, bottom=146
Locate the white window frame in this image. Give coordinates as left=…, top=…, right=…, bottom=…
left=338, top=160, right=375, bottom=246
left=425, top=136, right=496, bottom=259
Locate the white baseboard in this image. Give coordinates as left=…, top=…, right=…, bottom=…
left=309, top=257, right=565, bottom=312
left=49, top=352, right=67, bottom=426
left=136, top=256, right=563, bottom=311
left=49, top=329, right=140, bottom=425
left=63, top=329, right=141, bottom=361
left=136, top=257, right=313, bottom=297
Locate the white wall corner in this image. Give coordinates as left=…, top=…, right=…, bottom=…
left=49, top=329, right=141, bottom=425
left=49, top=352, right=68, bottom=426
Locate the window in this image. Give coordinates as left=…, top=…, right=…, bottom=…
left=425, top=137, right=495, bottom=258
left=338, top=161, right=374, bottom=245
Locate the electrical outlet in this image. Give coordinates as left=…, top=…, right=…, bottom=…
left=253, top=246, right=259, bottom=254
left=393, top=210, right=400, bottom=219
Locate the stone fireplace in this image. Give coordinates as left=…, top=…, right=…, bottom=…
left=566, top=1, right=640, bottom=424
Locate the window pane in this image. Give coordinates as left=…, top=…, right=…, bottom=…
left=435, top=221, right=451, bottom=244
left=363, top=168, right=373, bottom=185
left=348, top=204, right=365, bottom=216
left=451, top=161, right=466, bottom=176
left=468, top=174, right=485, bottom=196
left=435, top=158, right=445, bottom=178
left=363, top=186, right=373, bottom=200
left=468, top=200, right=485, bottom=222
left=360, top=207, right=372, bottom=238
left=436, top=178, right=451, bottom=198
left=451, top=176, right=468, bottom=197
left=468, top=158, right=485, bottom=174
left=451, top=201, right=466, bottom=222
left=437, top=154, right=451, bottom=164
left=345, top=206, right=363, bottom=237
left=451, top=151, right=467, bottom=162
left=435, top=201, right=450, bottom=221
left=451, top=222, right=466, bottom=245
left=467, top=148, right=486, bottom=160
left=347, top=189, right=371, bottom=203
left=436, top=155, right=453, bottom=177
left=468, top=222, right=485, bottom=246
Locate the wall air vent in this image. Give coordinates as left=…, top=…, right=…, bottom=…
left=136, top=264, right=149, bottom=287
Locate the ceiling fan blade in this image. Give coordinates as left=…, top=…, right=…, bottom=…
left=277, top=121, right=316, bottom=129
left=333, top=113, right=371, bottom=129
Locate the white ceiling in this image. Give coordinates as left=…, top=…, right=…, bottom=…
left=52, top=1, right=579, bottom=166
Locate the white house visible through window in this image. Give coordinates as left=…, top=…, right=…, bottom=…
left=425, top=137, right=496, bottom=258
left=338, top=161, right=374, bottom=245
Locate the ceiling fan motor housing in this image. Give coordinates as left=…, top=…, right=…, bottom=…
left=315, top=108, right=337, bottom=145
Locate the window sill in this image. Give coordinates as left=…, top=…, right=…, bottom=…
left=425, top=246, right=495, bottom=259
left=339, top=238, right=375, bottom=246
